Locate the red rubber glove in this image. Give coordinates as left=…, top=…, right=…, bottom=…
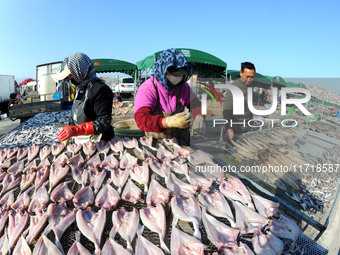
left=58, top=121, right=95, bottom=142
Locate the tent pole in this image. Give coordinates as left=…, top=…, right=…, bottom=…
left=134, top=68, right=137, bottom=99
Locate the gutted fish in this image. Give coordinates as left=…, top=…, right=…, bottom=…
left=111, top=207, right=139, bottom=252
left=32, top=234, right=63, bottom=255
left=73, top=186, right=94, bottom=209
left=76, top=207, right=106, bottom=255
left=50, top=181, right=74, bottom=204
left=146, top=179, right=171, bottom=206
left=171, top=195, right=201, bottom=240
left=201, top=207, right=239, bottom=249
left=130, top=162, right=149, bottom=192
left=95, top=183, right=120, bottom=210
left=121, top=179, right=142, bottom=204
left=170, top=225, right=206, bottom=255
left=67, top=231, right=91, bottom=255
left=135, top=233, right=165, bottom=255
left=140, top=203, right=169, bottom=253
left=28, top=184, right=49, bottom=214
left=110, top=168, right=130, bottom=193
left=219, top=177, right=254, bottom=209
left=198, top=190, right=236, bottom=227
left=26, top=211, right=48, bottom=245
left=234, top=201, right=267, bottom=234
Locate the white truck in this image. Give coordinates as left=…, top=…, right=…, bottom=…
left=0, top=75, right=15, bottom=114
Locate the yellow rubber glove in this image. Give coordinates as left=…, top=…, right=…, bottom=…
left=165, top=111, right=191, bottom=128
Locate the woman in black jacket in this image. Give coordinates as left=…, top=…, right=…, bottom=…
left=56, top=52, right=114, bottom=142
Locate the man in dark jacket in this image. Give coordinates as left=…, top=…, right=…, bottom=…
left=223, top=62, right=255, bottom=140
left=56, top=52, right=114, bottom=142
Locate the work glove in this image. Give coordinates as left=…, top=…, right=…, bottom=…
left=58, top=121, right=94, bottom=142
left=165, top=110, right=191, bottom=129
left=193, top=115, right=206, bottom=134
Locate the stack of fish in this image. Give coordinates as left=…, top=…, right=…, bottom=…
left=226, top=128, right=340, bottom=213
left=0, top=111, right=70, bottom=148
left=0, top=136, right=301, bottom=254
left=112, top=102, right=134, bottom=117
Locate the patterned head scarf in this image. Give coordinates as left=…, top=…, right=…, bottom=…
left=153, top=48, right=193, bottom=91
left=64, top=52, right=99, bottom=88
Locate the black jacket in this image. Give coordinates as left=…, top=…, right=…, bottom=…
left=70, top=79, right=114, bottom=141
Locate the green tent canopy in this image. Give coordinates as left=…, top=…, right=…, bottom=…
left=271, top=76, right=287, bottom=88
left=286, top=82, right=299, bottom=88
left=136, top=48, right=227, bottom=78
left=227, top=70, right=272, bottom=88
left=92, top=59, right=137, bottom=76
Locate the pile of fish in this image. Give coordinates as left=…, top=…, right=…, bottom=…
left=112, top=102, right=134, bottom=117
left=226, top=128, right=340, bottom=213
left=0, top=111, right=70, bottom=148
left=0, top=136, right=302, bottom=254
left=296, top=145, right=340, bottom=213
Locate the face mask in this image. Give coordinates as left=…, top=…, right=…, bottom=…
left=167, top=75, right=184, bottom=86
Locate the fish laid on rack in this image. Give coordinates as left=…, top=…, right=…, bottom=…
left=13, top=235, right=31, bottom=255
left=146, top=178, right=171, bottom=206
left=111, top=207, right=139, bottom=253
left=95, top=183, right=120, bottom=210
left=0, top=190, right=14, bottom=210
left=252, top=194, right=280, bottom=219
left=101, top=227, right=131, bottom=255
left=88, top=169, right=106, bottom=194
left=140, top=136, right=157, bottom=151
left=96, top=140, right=110, bottom=156
left=8, top=210, right=29, bottom=250
left=47, top=204, right=77, bottom=253
left=73, top=186, right=94, bottom=209
left=28, top=184, right=49, bottom=214
left=167, top=173, right=197, bottom=197
left=32, top=234, right=63, bottom=255
left=199, top=190, right=236, bottom=227
left=67, top=231, right=92, bottom=255
left=130, top=162, right=149, bottom=192
left=219, top=177, right=254, bottom=209
left=76, top=207, right=106, bottom=255
left=67, top=143, right=83, bottom=156
left=121, top=179, right=142, bottom=204
left=110, top=168, right=130, bottom=193
left=170, top=225, right=206, bottom=255
left=171, top=195, right=201, bottom=240
left=26, top=211, right=49, bottom=245
left=140, top=203, right=169, bottom=253
left=234, top=201, right=268, bottom=234
left=268, top=215, right=300, bottom=241
left=252, top=230, right=283, bottom=255
left=187, top=171, right=213, bottom=192
left=50, top=181, right=74, bottom=204
left=49, top=153, right=69, bottom=193
left=201, top=207, right=239, bottom=249
left=135, top=233, right=165, bottom=255
left=11, top=187, right=32, bottom=211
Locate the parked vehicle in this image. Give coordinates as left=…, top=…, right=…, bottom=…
left=9, top=62, right=71, bottom=122
left=114, top=77, right=135, bottom=96
left=0, top=75, right=15, bottom=114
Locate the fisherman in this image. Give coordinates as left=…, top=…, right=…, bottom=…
left=56, top=52, right=114, bottom=143
left=134, top=48, right=205, bottom=146
left=223, top=62, right=255, bottom=141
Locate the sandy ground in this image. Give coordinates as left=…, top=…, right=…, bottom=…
left=0, top=117, right=20, bottom=136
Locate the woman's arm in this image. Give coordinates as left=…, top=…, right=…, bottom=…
left=134, top=107, right=166, bottom=132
